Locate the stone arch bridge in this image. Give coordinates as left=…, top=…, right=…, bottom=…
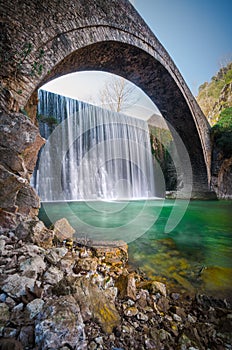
left=0, top=0, right=215, bottom=226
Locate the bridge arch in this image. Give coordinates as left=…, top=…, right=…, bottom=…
left=1, top=0, right=214, bottom=202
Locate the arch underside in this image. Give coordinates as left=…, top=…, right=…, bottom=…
left=39, top=41, right=210, bottom=194
left=0, top=0, right=214, bottom=205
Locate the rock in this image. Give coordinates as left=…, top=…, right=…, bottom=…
left=91, top=240, right=128, bottom=264
left=137, top=312, right=149, bottom=321
left=74, top=278, right=121, bottom=334
left=3, top=327, right=17, bottom=338
left=0, top=338, right=23, bottom=350
left=138, top=280, right=167, bottom=297
left=19, top=255, right=46, bottom=278
left=73, top=257, right=98, bottom=274
left=157, top=296, right=170, bottom=313
left=26, top=298, right=44, bottom=319
left=53, top=218, right=75, bottom=241
left=136, top=289, right=149, bottom=309
left=16, top=219, right=54, bottom=248
left=173, top=313, right=182, bottom=322
left=0, top=237, right=6, bottom=253
left=35, top=295, right=86, bottom=349
left=0, top=165, right=25, bottom=211
left=45, top=247, right=68, bottom=264
left=0, top=210, right=17, bottom=230
left=19, top=325, right=34, bottom=348
left=0, top=303, right=10, bottom=327
left=43, top=266, right=64, bottom=285
left=124, top=306, right=138, bottom=317
left=158, top=329, right=172, bottom=342
left=2, top=273, right=39, bottom=298
left=115, top=273, right=137, bottom=300
left=15, top=184, right=40, bottom=217
left=5, top=297, right=16, bottom=309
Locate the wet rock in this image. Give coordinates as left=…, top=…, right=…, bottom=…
left=35, top=295, right=86, bottom=349
left=138, top=280, right=167, bottom=297
left=73, top=257, right=98, bottom=274
left=91, top=240, right=128, bottom=264
left=53, top=218, right=75, bottom=241
left=115, top=273, right=137, bottom=300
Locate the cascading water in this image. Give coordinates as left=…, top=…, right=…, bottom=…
left=32, top=89, right=156, bottom=201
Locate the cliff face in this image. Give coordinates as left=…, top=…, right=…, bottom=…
left=196, top=62, right=232, bottom=126
left=0, top=111, right=45, bottom=229
left=196, top=62, right=232, bottom=199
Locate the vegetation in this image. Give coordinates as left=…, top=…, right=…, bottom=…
left=99, top=76, right=139, bottom=113
left=211, top=107, right=232, bottom=157
left=196, top=61, right=232, bottom=125
left=149, top=126, right=177, bottom=190
left=37, top=114, right=58, bottom=129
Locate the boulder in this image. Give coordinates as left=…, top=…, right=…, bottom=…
left=2, top=274, right=39, bottom=299
left=35, top=295, right=86, bottom=349
left=53, top=218, right=75, bottom=241
left=16, top=219, right=54, bottom=248
left=115, top=273, right=137, bottom=301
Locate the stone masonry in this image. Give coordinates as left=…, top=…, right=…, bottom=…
left=0, top=0, right=215, bottom=226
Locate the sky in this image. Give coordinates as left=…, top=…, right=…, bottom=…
left=133, top=0, right=232, bottom=95
left=43, top=0, right=232, bottom=119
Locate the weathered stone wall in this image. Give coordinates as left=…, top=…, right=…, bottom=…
left=0, top=0, right=215, bottom=227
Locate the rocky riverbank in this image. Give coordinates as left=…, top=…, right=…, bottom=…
left=0, top=218, right=231, bottom=350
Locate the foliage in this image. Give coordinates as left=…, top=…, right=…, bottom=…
left=37, top=114, right=58, bottom=128
left=196, top=62, right=232, bottom=125
left=0, top=42, right=45, bottom=79
left=211, top=107, right=232, bottom=156
left=149, top=126, right=177, bottom=190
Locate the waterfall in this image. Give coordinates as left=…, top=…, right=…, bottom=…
left=32, top=89, right=156, bottom=201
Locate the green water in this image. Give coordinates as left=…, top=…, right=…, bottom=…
left=39, top=199, right=232, bottom=298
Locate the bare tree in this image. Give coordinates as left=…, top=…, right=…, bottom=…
left=99, top=76, right=139, bottom=113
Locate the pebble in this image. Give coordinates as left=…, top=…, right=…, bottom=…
left=137, top=312, right=149, bottom=321
left=124, top=306, right=138, bottom=317
left=173, top=313, right=182, bottom=322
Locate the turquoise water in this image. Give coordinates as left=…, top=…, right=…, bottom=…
left=39, top=199, right=232, bottom=298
